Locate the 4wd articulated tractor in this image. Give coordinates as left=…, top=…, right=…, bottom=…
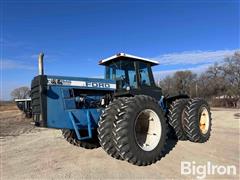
left=31, top=53, right=212, bottom=166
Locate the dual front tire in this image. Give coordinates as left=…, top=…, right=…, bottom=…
left=98, top=95, right=171, bottom=166
left=113, top=96, right=168, bottom=165
left=97, top=98, right=126, bottom=159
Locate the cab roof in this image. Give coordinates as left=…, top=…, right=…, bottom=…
left=15, top=98, right=31, bottom=102
left=99, top=53, right=159, bottom=66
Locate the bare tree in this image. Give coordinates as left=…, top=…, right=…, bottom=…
left=159, top=75, right=175, bottom=95
left=197, top=74, right=212, bottom=99
left=159, top=71, right=197, bottom=96
left=221, top=51, right=240, bottom=96
left=11, top=86, right=30, bottom=99
left=204, top=63, right=226, bottom=97
left=172, top=71, right=197, bottom=96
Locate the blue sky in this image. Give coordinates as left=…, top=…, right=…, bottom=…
left=1, top=0, right=239, bottom=100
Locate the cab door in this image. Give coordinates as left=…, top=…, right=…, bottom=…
left=137, top=62, right=162, bottom=100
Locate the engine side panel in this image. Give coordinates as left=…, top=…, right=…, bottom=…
left=31, top=75, right=115, bottom=130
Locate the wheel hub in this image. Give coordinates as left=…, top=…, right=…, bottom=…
left=199, top=107, right=210, bottom=134
left=134, top=109, right=162, bottom=151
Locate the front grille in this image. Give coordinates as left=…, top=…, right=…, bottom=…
left=31, top=76, right=41, bottom=114
left=30, top=75, right=47, bottom=126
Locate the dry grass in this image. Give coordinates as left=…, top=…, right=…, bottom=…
left=0, top=101, right=18, bottom=111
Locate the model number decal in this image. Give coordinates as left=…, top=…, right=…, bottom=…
left=47, top=78, right=116, bottom=89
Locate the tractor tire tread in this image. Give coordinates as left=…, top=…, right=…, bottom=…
left=97, top=98, right=126, bottom=160
left=62, top=129, right=100, bottom=149
left=168, top=98, right=189, bottom=140
left=183, top=98, right=212, bottom=143
left=113, top=95, right=172, bottom=166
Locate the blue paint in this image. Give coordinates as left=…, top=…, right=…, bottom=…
left=159, top=96, right=167, bottom=113
left=45, top=75, right=114, bottom=135
left=68, top=111, right=93, bottom=140
left=68, top=111, right=82, bottom=139
left=46, top=86, right=104, bottom=129
left=86, top=110, right=92, bottom=139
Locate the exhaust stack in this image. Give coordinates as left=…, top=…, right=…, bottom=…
left=38, top=53, right=44, bottom=75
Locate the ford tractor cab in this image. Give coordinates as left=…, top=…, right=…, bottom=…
left=99, top=53, right=162, bottom=99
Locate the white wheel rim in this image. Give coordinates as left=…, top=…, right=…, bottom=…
left=134, top=109, right=162, bottom=151
left=199, top=107, right=210, bottom=134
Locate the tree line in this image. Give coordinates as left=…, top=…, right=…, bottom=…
left=157, top=51, right=240, bottom=108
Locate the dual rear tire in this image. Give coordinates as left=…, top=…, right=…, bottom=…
left=168, top=99, right=189, bottom=140
left=183, top=98, right=212, bottom=143
left=168, top=98, right=212, bottom=143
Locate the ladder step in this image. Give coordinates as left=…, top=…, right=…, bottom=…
left=68, top=111, right=92, bottom=140
left=79, top=136, right=91, bottom=140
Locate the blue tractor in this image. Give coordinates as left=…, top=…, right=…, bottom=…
left=31, top=53, right=212, bottom=166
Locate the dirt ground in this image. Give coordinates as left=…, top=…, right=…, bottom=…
left=0, top=106, right=239, bottom=180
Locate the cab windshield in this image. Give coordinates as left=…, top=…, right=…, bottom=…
left=105, top=60, right=137, bottom=89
